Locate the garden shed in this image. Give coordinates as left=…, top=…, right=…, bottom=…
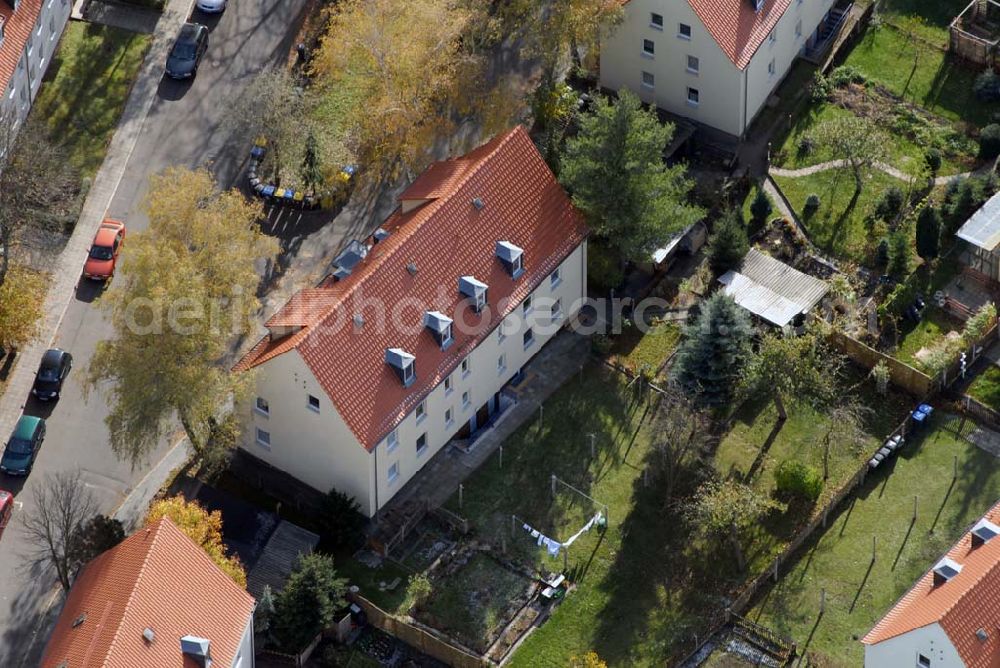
left=950, top=0, right=1000, bottom=67
left=718, top=249, right=829, bottom=327
left=957, top=190, right=1000, bottom=281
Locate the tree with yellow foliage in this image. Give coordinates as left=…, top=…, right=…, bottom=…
left=87, top=168, right=278, bottom=472
left=0, top=264, right=44, bottom=354
left=146, top=495, right=246, bottom=587
left=569, top=651, right=608, bottom=668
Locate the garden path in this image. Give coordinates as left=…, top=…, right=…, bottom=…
left=770, top=159, right=981, bottom=184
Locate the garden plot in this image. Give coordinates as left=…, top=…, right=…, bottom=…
left=393, top=520, right=457, bottom=573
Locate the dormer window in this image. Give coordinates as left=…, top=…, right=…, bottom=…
left=755, top=0, right=765, bottom=12
left=424, top=311, right=454, bottom=349
left=971, top=518, right=1000, bottom=548
left=385, top=348, right=416, bottom=387
left=932, top=557, right=962, bottom=586
left=458, top=276, right=489, bottom=313
left=495, top=241, right=525, bottom=278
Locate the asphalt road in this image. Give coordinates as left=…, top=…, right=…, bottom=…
left=0, top=0, right=310, bottom=663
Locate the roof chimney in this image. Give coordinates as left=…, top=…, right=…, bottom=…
left=932, top=557, right=963, bottom=586
left=971, top=518, right=1000, bottom=548
left=180, top=635, right=212, bottom=668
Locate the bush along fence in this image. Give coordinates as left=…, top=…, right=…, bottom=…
left=247, top=139, right=356, bottom=210
left=829, top=330, right=934, bottom=397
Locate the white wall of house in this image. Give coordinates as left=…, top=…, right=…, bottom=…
left=241, top=241, right=587, bottom=517
left=230, top=616, right=255, bottom=668
left=3, top=0, right=72, bottom=125
left=599, top=0, right=834, bottom=137
left=864, top=623, right=964, bottom=668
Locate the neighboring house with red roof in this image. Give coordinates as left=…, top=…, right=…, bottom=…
left=0, top=0, right=71, bottom=131
left=234, top=126, right=589, bottom=517
left=40, top=517, right=256, bottom=668
left=862, top=501, right=1000, bottom=668
left=600, top=0, right=843, bottom=138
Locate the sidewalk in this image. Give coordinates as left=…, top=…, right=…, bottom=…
left=73, top=0, right=161, bottom=34
left=382, top=331, right=591, bottom=515
left=0, top=0, right=195, bottom=440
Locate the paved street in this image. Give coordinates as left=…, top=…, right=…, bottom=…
left=0, top=0, right=310, bottom=663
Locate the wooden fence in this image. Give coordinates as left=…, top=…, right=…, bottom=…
left=828, top=330, right=933, bottom=397
left=350, top=594, right=490, bottom=668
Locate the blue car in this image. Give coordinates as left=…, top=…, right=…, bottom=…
left=1, top=415, right=45, bottom=476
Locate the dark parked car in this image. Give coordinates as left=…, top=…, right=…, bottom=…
left=32, top=348, right=73, bottom=401
left=166, top=23, right=209, bottom=79
left=1, top=415, right=45, bottom=476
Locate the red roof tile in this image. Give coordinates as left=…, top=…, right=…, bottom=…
left=235, top=125, right=588, bottom=450
left=0, top=0, right=44, bottom=96
left=621, top=0, right=793, bottom=70
left=40, top=518, right=255, bottom=668
left=862, top=501, right=1000, bottom=668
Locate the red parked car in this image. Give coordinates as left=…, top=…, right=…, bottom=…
left=0, top=490, right=13, bottom=536
left=83, top=219, right=126, bottom=281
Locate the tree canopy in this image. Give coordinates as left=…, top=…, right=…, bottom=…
left=560, top=90, right=703, bottom=262
left=0, top=265, right=44, bottom=353
left=273, top=553, right=347, bottom=651
left=686, top=478, right=783, bottom=571
left=87, top=168, right=278, bottom=470
left=740, top=331, right=842, bottom=420
left=812, top=115, right=888, bottom=198
left=707, top=210, right=748, bottom=275
left=146, top=496, right=247, bottom=587
left=915, top=205, right=941, bottom=261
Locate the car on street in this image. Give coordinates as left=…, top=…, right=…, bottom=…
left=32, top=349, right=73, bottom=401
left=166, top=22, right=209, bottom=79
left=1, top=415, right=45, bottom=476
left=196, top=0, right=226, bottom=12
left=83, top=218, right=126, bottom=281
left=0, top=490, right=13, bottom=537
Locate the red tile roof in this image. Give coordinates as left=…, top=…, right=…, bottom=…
left=40, top=518, right=255, bottom=668
left=0, top=0, right=44, bottom=96
left=862, top=501, right=1000, bottom=668
left=235, top=125, right=588, bottom=450
left=622, top=0, right=793, bottom=70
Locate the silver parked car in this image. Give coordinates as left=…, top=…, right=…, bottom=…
left=196, top=0, right=226, bottom=13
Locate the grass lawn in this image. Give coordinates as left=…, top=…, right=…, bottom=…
left=747, top=414, right=1000, bottom=666
left=894, top=307, right=963, bottom=368
left=34, top=23, right=151, bottom=178
left=772, top=168, right=902, bottom=264
left=967, top=365, right=1000, bottom=412
left=608, top=322, right=681, bottom=378
left=880, top=0, right=971, bottom=48
left=714, top=371, right=911, bottom=573
left=772, top=102, right=972, bottom=177
left=843, top=23, right=991, bottom=127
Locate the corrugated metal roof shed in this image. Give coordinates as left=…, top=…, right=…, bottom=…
left=718, top=249, right=829, bottom=326
left=957, top=191, right=1000, bottom=251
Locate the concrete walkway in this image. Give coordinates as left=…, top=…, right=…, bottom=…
left=770, top=159, right=979, bottom=185
left=0, top=0, right=195, bottom=443
left=72, top=0, right=160, bottom=33
left=382, top=331, right=591, bottom=515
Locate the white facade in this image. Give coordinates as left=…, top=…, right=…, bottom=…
left=2, top=0, right=72, bottom=126
left=864, top=623, right=964, bottom=668
left=243, top=242, right=588, bottom=517
left=231, top=615, right=255, bottom=668
left=600, top=0, right=835, bottom=137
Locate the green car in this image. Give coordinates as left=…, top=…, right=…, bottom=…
left=1, top=415, right=45, bottom=476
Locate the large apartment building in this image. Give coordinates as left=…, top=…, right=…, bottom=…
left=234, top=126, right=589, bottom=517
left=1, top=0, right=71, bottom=126
left=600, top=0, right=840, bottom=138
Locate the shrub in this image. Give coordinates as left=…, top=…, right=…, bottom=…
left=774, top=460, right=822, bottom=502
left=829, top=65, right=867, bottom=88
left=974, top=69, right=1000, bottom=102
left=924, top=148, right=942, bottom=177
left=707, top=210, right=748, bottom=275
left=979, top=123, right=1000, bottom=160
left=797, top=135, right=816, bottom=157
left=875, top=238, right=890, bottom=266
left=810, top=73, right=831, bottom=102
left=963, top=302, right=998, bottom=345
left=804, top=193, right=821, bottom=217
left=887, top=227, right=913, bottom=278
left=404, top=573, right=432, bottom=611
left=874, top=186, right=905, bottom=222
left=915, top=206, right=942, bottom=261
left=318, top=489, right=366, bottom=551
left=750, top=187, right=773, bottom=223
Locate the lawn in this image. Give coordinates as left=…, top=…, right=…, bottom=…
left=772, top=168, right=903, bottom=264
left=33, top=23, right=151, bottom=178
left=967, top=365, right=1000, bottom=412
left=607, top=322, right=681, bottom=378
left=894, top=306, right=963, bottom=368
left=880, top=0, right=971, bottom=48
left=843, top=23, right=991, bottom=127
left=747, top=414, right=1000, bottom=667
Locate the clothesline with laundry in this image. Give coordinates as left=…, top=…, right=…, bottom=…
left=520, top=511, right=604, bottom=559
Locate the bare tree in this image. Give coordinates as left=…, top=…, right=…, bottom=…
left=651, top=388, right=710, bottom=503
left=821, top=401, right=872, bottom=479
left=21, top=471, right=98, bottom=591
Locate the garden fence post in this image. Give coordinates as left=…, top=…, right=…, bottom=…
left=872, top=535, right=877, bottom=563
left=458, top=484, right=464, bottom=510
left=551, top=474, right=557, bottom=499
left=820, top=588, right=826, bottom=615
left=563, top=545, right=568, bottom=572
left=913, top=495, right=918, bottom=523
left=954, top=455, right=958, bottom=480
left=589, top=433, right=596, bottom=459
left=499, top=445, right=503, bottom=470
left=511, top=515, right=515, bottom=538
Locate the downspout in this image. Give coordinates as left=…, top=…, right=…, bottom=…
left=372, top=441, right=379, bottom=520
left=742, top=67, right=749, bottom=139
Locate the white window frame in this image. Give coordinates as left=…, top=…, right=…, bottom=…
left=687, top=87, right=700, bottom=107
left=650, top=12, right=663, bottom=30
left=642, top=38, right=654, bottom=57
left=686, top=55, right=699, bottom=74
left=307, top=394, right=320, bottom=413
left=678, top=23, right=691, bottom=40
left=255, top=428, right=271, bottom=449
left=917, top=655, right=930, bottom=668
left=444, top=375, right=454, bottom=396
left=552, top=298, right=563, bottom=320
left=388, top=462, right=400, bottom=484
left=440, top=322, right=453, bottom=348
left=550, top=268, right=562, bottom=288
left=461, top=358, right=471, bottom=377
left=795, top=19, right=802, bottom=38
left=416, top=433, right=428, bottom=456
left=523, top=295, right=533, bottom=314
left=523, top=328, right=535, bottom=349
left=641, top=71, right=655, bottom=90
left=254, top=397, right=270, bottom=417
left=445, top=407, right=454, bottom=428
left=768, top=28, right=777, bottom=44
left=768, top=58, right=776, bottom=77
left=498, top=323, right=507, bottom=344
left=498, top=354, right=506, bottom=374
left=416, top=400, right=427, bottom=424
left=387, top=428, right=399, bottom=453
left=402, top=361, right=415, bottom=385
left=462, top=391, right=471, bottom=410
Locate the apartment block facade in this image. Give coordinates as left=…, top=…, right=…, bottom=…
left=1, top=0, right=71, bottom=126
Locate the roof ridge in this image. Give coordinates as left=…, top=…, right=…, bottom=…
left=101, top=518, right=167, bottom=666
left=268, top=127, right=524, bottom=336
